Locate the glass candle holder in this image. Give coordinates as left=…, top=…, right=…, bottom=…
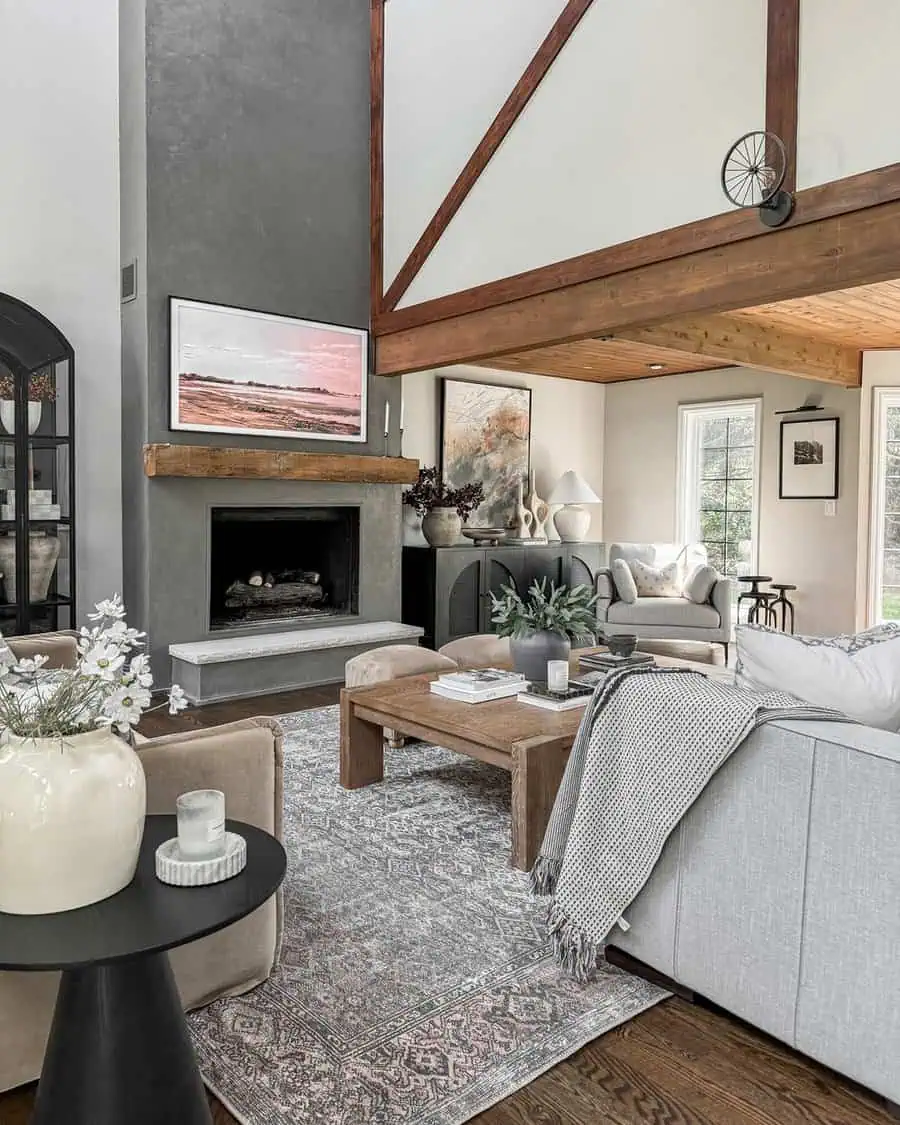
left=176, top=789, right=226, bottom=860
left=547, top=659, right=569, bottom=693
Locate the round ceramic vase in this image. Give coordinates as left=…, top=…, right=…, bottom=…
left=0, top=727, right=147, bottom=915
left=0, top=400, right=42, bottom=435
left=510, top=631, right=572, bottom=684
left=421, top=507, right=462, bottom=547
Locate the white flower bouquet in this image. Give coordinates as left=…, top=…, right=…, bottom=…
left=0, top=594, right=187, bottom=739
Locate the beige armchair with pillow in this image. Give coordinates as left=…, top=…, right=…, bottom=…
left=595, top=542, right=733, bottom=657
left=0, top=631, right=284, bottom=1095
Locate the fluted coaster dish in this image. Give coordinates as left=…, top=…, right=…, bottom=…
left=155, top=832, right=247, bottom=886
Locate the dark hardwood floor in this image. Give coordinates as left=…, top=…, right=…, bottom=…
left=1, top=685, right=893, bottom=1125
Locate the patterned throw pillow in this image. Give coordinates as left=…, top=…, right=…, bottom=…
left=629, top=557, right=681, bottom=598
left=611, top=558, right=638, bottom=604
left=736, top=622, right=900, bottom=730
left=682, top=563, right=718, bottom=604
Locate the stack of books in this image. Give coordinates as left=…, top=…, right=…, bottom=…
left=2, top=489, right=61, bottom=521
left=578, top=650, right=654, bottom=673
left=517, top=684, right=593, bottom=711
left=430, top=668, right=526, bottom=704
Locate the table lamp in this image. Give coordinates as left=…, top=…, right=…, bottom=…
left=547, top=470, right=601, bottom=542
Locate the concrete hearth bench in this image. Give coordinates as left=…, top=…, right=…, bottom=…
left=170, top=621, right=424, bottom=705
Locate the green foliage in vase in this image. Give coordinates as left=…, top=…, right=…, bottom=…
left=403, top=466, right=485, bottom=522
left=490, top=579, right=599, bottom=641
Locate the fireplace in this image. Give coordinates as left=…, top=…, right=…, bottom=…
left=209, top=506, right=360, bottom=631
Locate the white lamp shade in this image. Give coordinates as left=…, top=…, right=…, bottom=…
left=547, top=470, right=601, bottom=506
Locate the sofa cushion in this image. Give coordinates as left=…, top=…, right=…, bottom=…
left=610, top=559, right=638, bottom=604
left=607, top=597, right=720, bottom=628
left=736, top=623, right=900, bottom=731
left=629, top=558, right=681, bottom=598
left=682, top=563, right=719, bottom=604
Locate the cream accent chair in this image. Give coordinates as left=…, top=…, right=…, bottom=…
left=596, top=542, right=733, bottom=659
left=0, top=632, right=283, bottom=1094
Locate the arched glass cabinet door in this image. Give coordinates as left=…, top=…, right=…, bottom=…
left=0, top=294, right=76, bottom=636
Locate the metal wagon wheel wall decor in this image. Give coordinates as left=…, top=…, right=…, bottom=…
left=721, top=130, right=794, bottom=227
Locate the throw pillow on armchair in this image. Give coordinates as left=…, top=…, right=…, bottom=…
left=611, top=559, right=638, bottom=604
left=629, top=557, right=681, bottom=597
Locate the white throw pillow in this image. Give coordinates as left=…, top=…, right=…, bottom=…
left=629, top=557, right=681, bottom=598
left=611, top=558, right=638, bottom=604
left=0, top=630, right=13, bottom=667
left=736, top=622, right=900, bottom=730
left=682, top=563, right=718, bottom=604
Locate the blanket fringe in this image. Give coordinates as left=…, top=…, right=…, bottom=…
left=547, top=900, right=600, bottom=983
left=530, top=854, right=561, bottom=897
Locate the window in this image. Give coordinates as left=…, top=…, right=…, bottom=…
left=677, top=400, right=761, bottom=582
left=869, top=389, right=900, bottom=624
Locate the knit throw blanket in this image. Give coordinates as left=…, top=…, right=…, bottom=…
left=531, top=666, right=847, bottom=981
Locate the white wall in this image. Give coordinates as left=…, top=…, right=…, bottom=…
left=394, top=0, right=766, bottom=306
left=603, top=368, right=861, bottom=636
left=797, top=1, right=900, bottom=190
left=383, top=0, right=566, bottom=289
left=402, top=365, right=604, bottom=540
left=0, top=1, right=123, bottom=616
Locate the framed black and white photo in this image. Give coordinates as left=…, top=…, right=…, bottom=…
left=169, top=297, right=368, bottom=442
left=779, top=417, right=839, bottom=499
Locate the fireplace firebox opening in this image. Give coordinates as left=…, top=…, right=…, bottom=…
left=209, top=506, right=360, bottom=631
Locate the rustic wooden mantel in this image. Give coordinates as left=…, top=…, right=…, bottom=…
left=143, top=444, right=420, bottom=484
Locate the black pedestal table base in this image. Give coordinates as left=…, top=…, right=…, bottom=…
left=32, top=951, right=212, bottom=1125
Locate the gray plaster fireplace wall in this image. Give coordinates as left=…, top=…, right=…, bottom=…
left=119, top=0, right=402, bottom=678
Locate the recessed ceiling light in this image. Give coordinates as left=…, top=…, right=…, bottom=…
left=647, top=363, right=666, bottom=371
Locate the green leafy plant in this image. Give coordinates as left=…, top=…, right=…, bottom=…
left=403, top=466, right=485, bottom=522
left=490, top=579, right=599, bottom=640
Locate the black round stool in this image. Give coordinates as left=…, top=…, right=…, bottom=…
left=737, top=575, right=773, bottom=625
left=769, top=583, right=797, bottom=633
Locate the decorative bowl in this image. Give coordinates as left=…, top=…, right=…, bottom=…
left=462, top=528, right=508, bottom=546
left=606, top=633, right=638, bottom=658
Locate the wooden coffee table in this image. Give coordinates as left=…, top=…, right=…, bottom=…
left=340, top=650, right=730, bottom=870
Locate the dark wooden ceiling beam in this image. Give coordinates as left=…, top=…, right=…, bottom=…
left=369, top=0, right=386, bottom=319
left=373, top=162, right=900, bottom=339
left=374, top=198, right=900, bottom=376
left=766, top=0, right=800, bottom=193
left=615, top=313, right=861, bottom=387
left=380, top=0, right=594, bottom=312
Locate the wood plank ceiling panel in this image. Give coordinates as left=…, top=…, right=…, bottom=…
left=472, top=338, right=723, bottom=383
left=733, top=279, right=900, bottom=347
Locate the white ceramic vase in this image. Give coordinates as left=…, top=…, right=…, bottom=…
left=0, top=727, right=146, bottom=914
left=0, top=400, right=42, bottom=435
left=421, top=507, right=462, bottom=547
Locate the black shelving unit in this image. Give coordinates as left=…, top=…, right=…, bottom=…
left=0, top=294, right=75, bottom=635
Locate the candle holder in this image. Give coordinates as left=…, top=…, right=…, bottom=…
left=547, top=660, right=569, bottom=694
left=176, top=789, right=226, bottom=860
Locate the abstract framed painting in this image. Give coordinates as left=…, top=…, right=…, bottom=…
left=169, top=298, right=368, bottom=442
left=440, top=378, right=531, bottom=528
left=778, top=417, right=840, bottom=499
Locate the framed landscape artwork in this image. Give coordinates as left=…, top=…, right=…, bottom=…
left=779, top=417, right=840, bottom=499
left=440, top=378, right=531, bottom=527
left=169, top=298, right=368, bottom=442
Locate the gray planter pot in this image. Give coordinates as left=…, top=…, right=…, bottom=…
left=509, top=631, right=571, bottom=684
left=421, top=507, right=462, bottom=547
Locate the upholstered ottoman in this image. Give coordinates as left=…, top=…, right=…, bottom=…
left=439, top=634, right=511, bottom=668
left=344, top=644, right=458, bottom=748
left=635, top=637, right=726, bottom=666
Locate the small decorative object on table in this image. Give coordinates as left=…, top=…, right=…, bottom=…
left=547, top=659, right=569, bottom=693
left=402, top=465, right=485, bottom=548
left=461, top=527, right=507, bottom=546
left=606, top=632, right=638, bottom=658
left=0, top=594, right=189, bottom=915
left=156, top=789, right=248, bottom=886
left=490, top=578, right=599, bottom=684
left=547, top=469, right=601, bottom=543
left=513, top=477, right=534, bottom=539
left=525, top=470, right=550, bottom=541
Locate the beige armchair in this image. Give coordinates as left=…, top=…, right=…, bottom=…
left=0, top=632, right=284, bottom=1094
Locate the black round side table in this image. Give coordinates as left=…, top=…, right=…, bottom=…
left=0, top=815, right=286, bottom=1125
left=737, top=575, right=773, bottom=625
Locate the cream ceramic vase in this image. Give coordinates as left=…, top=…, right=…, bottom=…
left=0, top=727, right=146, bottom=915
left=421, top=506, right=462, bottom=547
left=0, top=400, right=42, bottom=435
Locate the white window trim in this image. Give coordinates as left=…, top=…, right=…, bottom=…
left=867, top=388, right=900, bottom=626
left=675, top=398, right=762, bottom=574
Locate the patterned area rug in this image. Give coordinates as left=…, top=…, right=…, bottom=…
left=189, top=706, right=666, bottom=1125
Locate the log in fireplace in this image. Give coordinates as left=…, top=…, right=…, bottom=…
left=209, top=506, right=359, bottom=631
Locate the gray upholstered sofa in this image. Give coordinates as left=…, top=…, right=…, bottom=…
left=596, top=542, right=733, bottom=654
left=613, top=715, right=900, bottom=1106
